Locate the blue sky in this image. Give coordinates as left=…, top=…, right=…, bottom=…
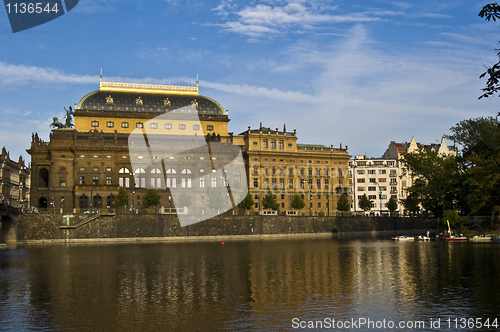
left=0, top=0, right=498, bottom=163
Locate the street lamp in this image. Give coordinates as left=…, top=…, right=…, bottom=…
left=373, top=181, right=382, bottom=216
left=130, top=172, right=135, bottom=212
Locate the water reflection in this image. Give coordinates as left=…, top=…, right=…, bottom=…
left=1, top=239, right=499, bottom=331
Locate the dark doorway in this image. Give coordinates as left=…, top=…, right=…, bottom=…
left=39, top=197, right=48, bottom=209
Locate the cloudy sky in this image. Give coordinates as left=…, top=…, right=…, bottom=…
left=0, top=0, right=498, bottom=162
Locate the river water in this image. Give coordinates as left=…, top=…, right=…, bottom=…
left=1, top=237, right=499, bottom=331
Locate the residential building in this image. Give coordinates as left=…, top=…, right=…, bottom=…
left=0, top=147, right=30, bottom=209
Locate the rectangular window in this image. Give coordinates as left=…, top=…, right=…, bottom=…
left=402, top=181, right=407, bottom=187
left=207, top=125, right=214, bottom=131
left=79, top=176, right=85, bottom=185
left=253, top=178, right=258, bottom=188
left=279, top=140, right=284, bottom=149
left=357, top=179, right=365, bottom=183
left=381, top=186, right=387, bottom=191
left=165, top=123, right=172, bottom=130
left=193, top=124, right=200, bottom=131
left=369, top=178, right=376, bottom=183
left=289, top=168, right=294, bottom=176
left=369, top=195, right=377, bottom=200
left=119, top=178, right=123, bottom=187
left=91, top=121, right=99, bottom=127
left=150, top=123, right=158, bottom=129
left=264, top=178, right=269, bottom=189
left=390, top=170, right=397, bottom=176
left=390, top=178, right=397, bottom=184
left=317, top=179, right=321, bottom=189
left=368, top=170, right=375, bottom=174
left=308, top=179, right=312, bottom=189
left=93, top=167, right=99, bottom=172
left=106, top=121, right=114, bottom=128
left=199, top=177, right=205, bottom=188
left=357, top=170, right=365, bottom=175
left=338, top=170, right=343, bottom=177
left=136, top=123, right=143, bottom=128
left=379, top=178, right=386, bottom=182
left=289, top=179, right=293, bottom=189
left=378, top=170, right=386, bottom=174
left=262, top=139, right=268, bottom=148
left=358, top=187, right=365, bottom=191
left=358, top=195, right=364, bottom=200
left=92, top=176, right=98, bottom=185
left=106, top=176, right=112, bottom=185
left=318, top=203, right=321, bottom=208
left=381, top=194, right=387, bottom=199
left=272, top=178, right=276, bottom=189
left=79, top=167, right=85, bottom=172
left=280, top=179, right=284, bottom=189
left=339, top=180, right=343, bottom=186
left=179, top=124, right=186, bottom=130
left=212, top=177, right=217, bottom=187
left=368, top=186, right=376, bottom=191
left=300, top=179, right=305, bottom=189
left=253, top=167, right=258, bottom=175
left=308, top=169, right=312, bottom=176
left=121, top=122, right=129, bottom=128
left=325, top=179, right=329, bottom=189
left=271, top=140, right=276, bottom=148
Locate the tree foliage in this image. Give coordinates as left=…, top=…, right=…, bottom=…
left=402, top=192, right=421, bottom=216
left=238, top=192, right=254, bottom=210
left=115, top=187, right=128, bottom=208
left=291, top=194, right=305, bottom=210
left=400, top=149, right=461, bottom=217
left=142, top=189, right=161, bottom=208
left=386, top=197, right=398, bottom=212
left=262, top=191, right=279, bottom=210
left=208, top=191, right=225, bottom=210
left=336, top=194, right=350, bottom=212
left=446, top=116, right=500, bottom=214
left=478, top=3, right=500, bottom=108
left=358, top=194, right=372, bottom=211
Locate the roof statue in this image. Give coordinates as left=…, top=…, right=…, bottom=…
left=50, top=117, right=64, bottom=129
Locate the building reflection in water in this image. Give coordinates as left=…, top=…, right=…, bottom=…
left=1, top=239, right=500, bottom=331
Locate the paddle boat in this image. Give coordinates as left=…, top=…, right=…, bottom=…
left=391, top=235, right=415, bottom=241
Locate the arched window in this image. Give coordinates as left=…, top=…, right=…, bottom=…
left=39, top=168, right=49, bottom=188
left=79, top=194, right=88, bottom=209
left=93, top=194, right=102, bottom=209
left=166, top=168, right=177, bottom=188
left=119, top=167, right=130, bottom=174
left=107, top=194, right=115, bottom=208
left=150, top=168, right=162, bottom=188
left=134, top=168, right=146, bottom=188
left=118, top=167, right=131, bottom=188
left=181, top=168, right=192, bottom=188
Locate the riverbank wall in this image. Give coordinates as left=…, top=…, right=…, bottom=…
left=10, top=214, right=435, bottom=244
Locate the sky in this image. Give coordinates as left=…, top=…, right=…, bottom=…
left=0, top=0, right=498, bottom=163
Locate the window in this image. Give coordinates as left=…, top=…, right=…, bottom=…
left=308, top=179, right=312, bottom=189
left=308, top=169, right=312, bottom=176
left=264, top=178, right=269, bottom=189
left=281, top=203, right=285, bottom=208
left=300, top=179, right=305, bottom=189
left=165, top=123, right=172, bottom=130
left=272, top=178, right=277, bottom=189
left=289, top=179, right=293, bottom=189
left=368, top=186, right=376, bottom=191
left=289, top=168, right=294, bottom=176
left=381, top=186, right=387, bottom=191
left=79, top=176, right=85, bottom=185
left=358, top=187, right=365, bottom=191
left=380, top=194, right=387, bottom=199
left=106, top=121, right=114, bottom=128
left=288, top=143, right=292, bottom=147
left=92, top=176, right=99, bottom=185
left=207, top=125, right=214, bottom=131
left=279, top=140, right=284, bottom=149
left=339, top=180, right=343, bottom=186
left=60, top=177, right=66, bottom=188
left=338, top=169, right=343, bottom=177
left=379, top=178, right=386, bottom=182
left=300, top=169, right=305, bottom=176
left=150, top=123, right=158, bottom=129
left=318, top=203, right=321, bottom=208
left=106, top=167, right=112, bottom=172
left=91, top=121, right=99, bottom=127
left=390, top=178, right=397, bottom=184
left=357, top=179, right=365, bottom=183
left=369, top=178, right=376, bottom=183
left=136, top=122, right=143, bottom=129
left=253, top=178, right=259, bottom=188
left=253, top=141, right=257, bottom=145
left=390, top=170, right=397, bottom=176
left=271, top=140, right=276, bottom=149
left=199, top=177, right=205, bottom=188
left=179, top=124, right=186, bottom=130
left=402, top=181, right=407, bottom=187
left=368, top=170, right=375, bottom=174
left=369, top=195, right=377, bottom=200
left=378, top=170, right=386, bottom=174
left=121, top=122, right=129, bottom=128
left=357, top=170, right=365, bottom=175
left=106, top=176, right=112, bottom=185
left=193, top=124, right=200, bottom=131
left=212, top=177, right=217, bottom=187
left=317, top=169, right=321, bottom=176
left=79, top=167, right=85, bottom=172
left=262, top=139, right=268, bottom=148
left=93, top=167, right=99, bottom=172
left=317, top=179, right=321, bottom=189
left=253, top=167, right=258, bottom=175
left=325, top=179, right=329, bottom=189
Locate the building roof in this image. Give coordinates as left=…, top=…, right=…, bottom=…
left=297, top=144, right=329, bottom=149
left=77, top=81, right=226, bottom=116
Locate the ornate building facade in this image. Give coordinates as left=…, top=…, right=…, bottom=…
left=28, top=79, right=350, bottom=215
left=0, top=147, right=30, bottom=209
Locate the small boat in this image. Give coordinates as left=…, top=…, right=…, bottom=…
left=416, top=236, right=430, bottom=241
left=445, top=235, right=467, bottom=241
left=469, top=236, right=492, bottom=242
left=391, top=236, right=415, bottom=241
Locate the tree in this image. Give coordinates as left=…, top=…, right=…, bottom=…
left=445, top=116, right=500, bottom=214
left=400, top=149, right=461, bottom=217
left=115, top=187, right=128, bottom=209
left=358, top=194, right=372, bottom=212
left=478, top=3, right=500, bottom=108
left=402, top=192, right=421, bottom=216
left=178, top=192, right=192, bottom=208
left=208, top=191, right=225, bottom=210
left=262, top=191, right=279, bottom=210
left=238, top=192, right=254, bottom=212
left=386, top=197, right=398, bottom=213
left=336, top=194, right=350, bottom=213
left=142, top=189, right=161, bottom=209
left=291, top=194, right=305, bottom=210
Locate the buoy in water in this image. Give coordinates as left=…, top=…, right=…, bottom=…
left=221, top=240, right=224, bottom=245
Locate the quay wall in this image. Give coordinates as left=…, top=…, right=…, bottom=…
left=12, top=214, right=436, bottom=243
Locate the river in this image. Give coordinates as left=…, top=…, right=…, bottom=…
left=1, top=237, right=499, bottom=331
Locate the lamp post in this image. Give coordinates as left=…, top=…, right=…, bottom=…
left=130, top=172, right=135, bottom=212
left=90, top=183, right=93, bottom=213
left=373, top=181, right=382, bottom=216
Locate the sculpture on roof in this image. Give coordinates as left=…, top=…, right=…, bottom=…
left=64, top=106, right=74, bottom=128
left=50, top=117, right=65, bottom=129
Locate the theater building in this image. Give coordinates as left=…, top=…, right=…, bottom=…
left=28, top=78, right=350, bottom=215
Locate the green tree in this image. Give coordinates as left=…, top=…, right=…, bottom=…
left=208, top=191, right=225, bottom=210
left=238, top=192, right=254, bottom=211
left=115, top=187, right=128, bottom=209
left=400, top=149, right=461, bottom=217
left=358, top=194, right=372, bottom=212
left=336, top=194, right=350, bottom=213
left=402, top=192, right=421, bottom=216
left=262, top=191, right=279, bottom=210
left=445, top=116, right=500, bottom=215
left=178, top=192, right=192, bottom=208
left=386, top=197, right=398, bottom=213
left=291, top=194, right=305, bottom=210
left=478, top=3, right=500, bottom=108
left=142, top=189, right=161, bottom=209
